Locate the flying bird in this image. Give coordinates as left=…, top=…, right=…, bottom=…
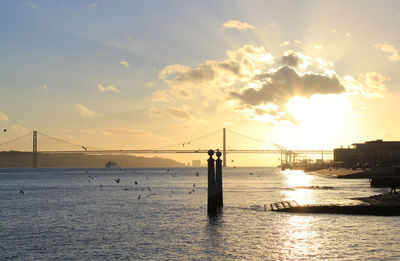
left=19, top=190, right=24, bottom=195
left=134, top=181, right=138, bottom=185
left=195, top=172, right=199, bottom=177
left=114, top=178, right=120, bottom=183
left=146, top=193, right=156, bottom=198
left=193, top=183, right=195, bottom=188
left=188, top=189, right=195, bottom=194
left=82, top=146, right=87, bottom=151
left=3, top=129, right=6, bottom=133
left=137, top=195, right=141, bottom=199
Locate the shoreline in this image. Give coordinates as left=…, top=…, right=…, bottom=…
left=307, top=168, right=370, bottom=179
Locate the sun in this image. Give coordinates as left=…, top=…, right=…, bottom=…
left=286, top=94, right=352, bottom=149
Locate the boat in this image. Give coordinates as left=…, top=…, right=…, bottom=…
left=105, top=161, right=118, bottom=168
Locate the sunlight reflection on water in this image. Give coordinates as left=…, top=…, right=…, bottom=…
left=1, top=167, right=400, bottom=260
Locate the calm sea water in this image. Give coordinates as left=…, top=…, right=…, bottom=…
left=1, top=167, right=400, bottom=260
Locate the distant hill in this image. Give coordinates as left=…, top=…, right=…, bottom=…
left=0, top=151, right=185, bottom=168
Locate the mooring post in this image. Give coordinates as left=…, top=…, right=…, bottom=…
left=207, top=149, right=217, bottom=214
left=215, top=150, right=223, bottom=208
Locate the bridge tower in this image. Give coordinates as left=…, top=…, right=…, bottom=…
left=33, top=130, right=37, bottom=168
left=223, top=128, right=226, bottom=167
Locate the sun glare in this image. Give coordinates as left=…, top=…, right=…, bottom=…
left=286, top=94, right=352, bottom=148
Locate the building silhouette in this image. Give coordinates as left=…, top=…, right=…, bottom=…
left=334, top=140, right=400, bottom=167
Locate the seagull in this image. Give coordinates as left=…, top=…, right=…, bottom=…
left=82, top=146, right=87, bottom=151
left=134, top=181, right=138, bottom=185
left=114, top=178, right=120, bottom=183
left=195, top=172, right=199, bottom=177
left=19, top=190, right=24, bottom=195
left=188, top=189, right=195, bottom=194
left=137, top=195, right=141, bottom=199
left=146, top=193, right=156, bottom=198
left=3, top=129, right=6, bottom=133
left=100, top=184, right=103, bottom=189
left=193, top=183, right=195, bottom=188
left=147, top=187, right=151, bottom=191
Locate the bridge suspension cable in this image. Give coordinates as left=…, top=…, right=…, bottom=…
left=0, top=132, right=31, bottom=147
left=225, top=128, right=270, bottom=146
left=148, top=128, right=222, bottom=150
left=37, top=131, right=101, bottom=151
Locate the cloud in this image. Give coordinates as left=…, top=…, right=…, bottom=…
left=0, top=112, right=9, bottom=121
left=97, top=84, right=120, bottom=93
left=155, top=44, right=387, bottom=124
left=149, top=107, right=191, bottom=120
left=119, top=59, right=130, bottom=67
left=313, top=44, right=323, bottom=50
left=81, top=128, right=152, bottom=136
left=158, top=45, right=274, bottom=100
left=146, top=81, right=156, bottom=88
left=222, top=19, right=254, bottom=31
left=280, top=41, right=290, bottom=47
left=89, top=2, right=97, bottom=8
left=230, top=66, right=345, bottom=107
left=374, top=43, right=400, bottom=61
left=74, top=104, right=103, bottom=118
left=344, top=72, right=388, bottom=98
left=281, top=51, right=303, bottom=68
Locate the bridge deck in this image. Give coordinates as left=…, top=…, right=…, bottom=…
left=39, top=149, right=332, bottom=154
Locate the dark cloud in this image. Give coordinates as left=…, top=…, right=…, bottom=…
left=174, top=64, right=216, bottom=83
left=280, top=51, right=302, bottom=67
left=231, top=66, right=344, bottom=108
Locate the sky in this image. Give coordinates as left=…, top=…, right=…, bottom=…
left=1, top=0, right=400, bottom=165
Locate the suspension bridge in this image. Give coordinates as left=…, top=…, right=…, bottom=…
left=0, top=128, right=332, bottom=168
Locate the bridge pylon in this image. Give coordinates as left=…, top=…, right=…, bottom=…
left=223, top=128, right=226, bottom=167
left=33, top=130, right=37, bottom=168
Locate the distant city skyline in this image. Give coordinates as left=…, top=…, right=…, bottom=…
left=1, top=0, right=400, bottom=165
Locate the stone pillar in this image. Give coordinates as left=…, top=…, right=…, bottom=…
left=215, top=150, right=223, bottom=208
left=207, top=150, right=217, bottom=215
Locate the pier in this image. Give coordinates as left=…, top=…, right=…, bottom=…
left=268, top=193, right=400, bottom=216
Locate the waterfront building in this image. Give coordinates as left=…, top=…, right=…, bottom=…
left=334, top=140, right=400, bottom=167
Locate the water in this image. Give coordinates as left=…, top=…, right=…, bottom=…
left=1, top=167, right=400, bottom=260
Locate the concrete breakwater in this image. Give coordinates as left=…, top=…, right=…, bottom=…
left=269, top=193, right=400, bottom=216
